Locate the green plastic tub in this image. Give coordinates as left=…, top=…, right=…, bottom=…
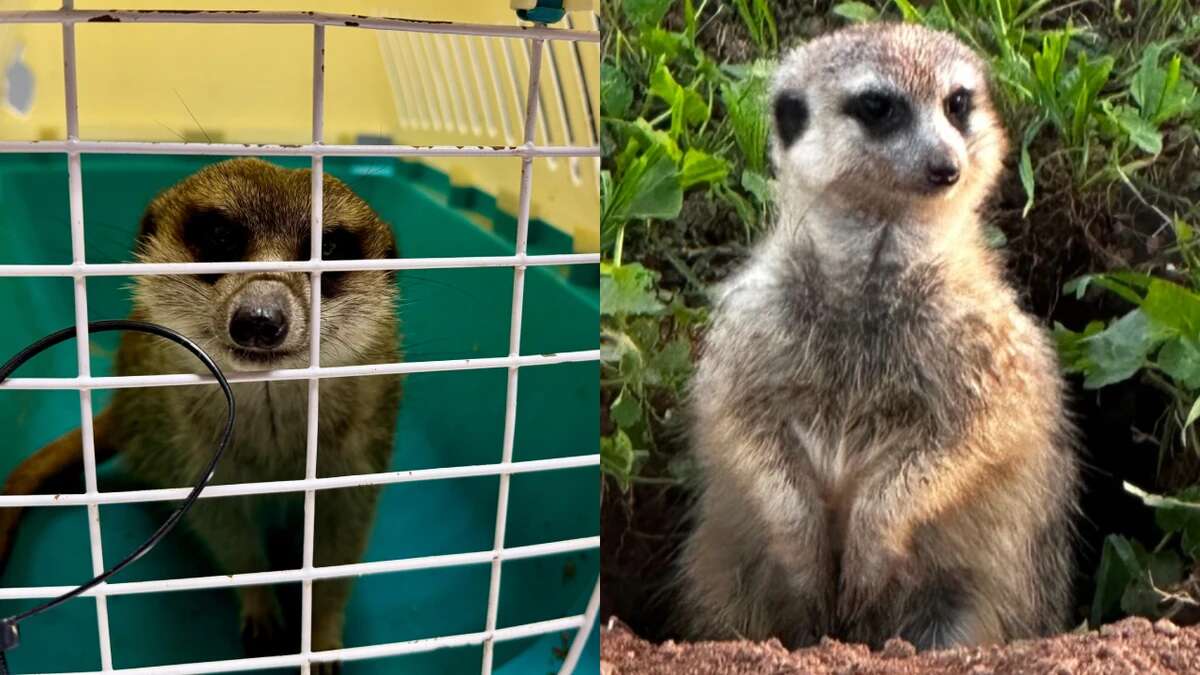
left=0, top=154, right=599, bottom=674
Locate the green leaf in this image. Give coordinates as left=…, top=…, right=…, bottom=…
left=680, top=149, right=730, bottom=189
left=610, top=387, right=643, bottom=429
left=1156, top=337, right=1200, bottom=389
left=983, top=225, right=1007, bottom=248
left=741, top=169, right=772, bottom=204
left=1142, top=278, right=1200, bottom=337
left=649, top=60, right=709, bottom=135
left=1018, top=119, right=1043, bottom=217
left=1090, top=534, right=1139, bottom=627
left=1112, top=105, right=1163, bottom=155
left=601, top=429, right=638, bottom=490
left=600, top=63, right=633, bottom=118
left=601, top=263, right=666, bottom=317
left=1081, top=310, right=1161, bottom=389
left=642, top=28, right=689, bottom=62
left=831, top=2, right=878, bottom=22
left=1131, top=44, right=1167, bottom=116
left=1187, top=397, right=1200, bottom=431
left=622, top=0, right=673, bottom=30
left=1151, top=486, right=1200, bottom=559
left=891, top=0, right=923, bottom=22
left=601, top=140, right=684, bottom=246
left=648, top=337, right=693, bottom=386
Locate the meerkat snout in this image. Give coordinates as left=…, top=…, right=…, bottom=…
left=227, top=279, right=294, bottom=351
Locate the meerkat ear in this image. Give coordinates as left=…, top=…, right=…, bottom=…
left=774, top=91, right=809, bottom=148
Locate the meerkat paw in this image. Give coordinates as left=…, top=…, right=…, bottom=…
left=240, top=608, right=292, bottom=659
left=311, top=661, right=342, bottom=675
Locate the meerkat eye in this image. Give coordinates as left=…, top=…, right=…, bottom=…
left=302, top=227, right=364, bottom=298
left=944, top=88, right=974, bottom=131
left=844, top=91, right=906, bottom=136
left=182, top=208, right=247, bottom=283
left=773, top=91, right=809, bottom=147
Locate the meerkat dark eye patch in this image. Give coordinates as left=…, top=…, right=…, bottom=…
left=181, top=207, right=248, bottom=283
left=844, top=90, right=909, bottom=137
left=773, top=92, right=809, bottom=147
left=944, top=87, right=974, bottom=132
left=299, top=226, right=365, bottom=297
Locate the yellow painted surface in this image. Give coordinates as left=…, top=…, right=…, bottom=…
left=0, top=0, right=597, bottom=251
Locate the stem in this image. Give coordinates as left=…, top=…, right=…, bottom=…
left=614, top=223, right=626, bottom=267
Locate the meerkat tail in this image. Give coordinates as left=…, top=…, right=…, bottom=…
left=0, top=408, right=117, bottom=569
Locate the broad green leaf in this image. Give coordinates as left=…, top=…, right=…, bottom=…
left=622, top=0, right=673, bottom=30
left=1156, top=337, right=1200, bottom=389
left=984, top=225, right=1007, bottom=248
left=601, top=140, right=683, bottom=244
left=610, top=387, right=643, bottom=429
left=1151, top=486, right=1200, bottom=559
left=601, top=63, right=633, bottom=118
left=649, top=60, right=709, bottom=135
left=649, top=337, right=693, bottom=386
left=831, top=2, right=878, bottom=22
left=741, top=169, right=772, bottom=204
left=601, top=263, right=666, bottom=317
left=1090, top=534, right=1138, bottom=627
left=1112, top=106, right=1163, bottom=155
left=601, top=429, right=638, bottom=490
left=1131, top=44, right=1167, bottom=116
left=1081, top=310, right=1160, bottom=388
left=1142, top=278, right=1200, bottom=337
left=642, top=28, right=689, bottom=62
left=680, top=149, right=729, bottom=189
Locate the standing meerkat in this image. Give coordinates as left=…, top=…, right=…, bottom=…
left=0, top=158, right=401, bottom=672
left=678, top=23, right=1079, bottom=650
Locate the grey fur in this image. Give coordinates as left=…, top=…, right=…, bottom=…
left=677, top=23, right=1079, bottom=650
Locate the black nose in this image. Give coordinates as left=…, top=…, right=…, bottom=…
left=229, top=302, right=289, bottom=350
left=926, top=161, right=960, bottom=187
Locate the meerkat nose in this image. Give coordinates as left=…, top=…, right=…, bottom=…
left=925, top=160, right=961, bottom=187
left=230, top=299, right=290, bottom=350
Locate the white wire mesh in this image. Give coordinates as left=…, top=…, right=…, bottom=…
left=0, top=6, right=600, bottom=675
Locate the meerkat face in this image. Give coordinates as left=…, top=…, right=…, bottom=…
left=132, top=158, right=398, bottom=370
left=771, top=23, right=1007, bottom=217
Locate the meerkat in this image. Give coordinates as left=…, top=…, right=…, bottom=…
left=677, top=23, right=1079, bottom=651
left=0, top=158, right=401, bottom=672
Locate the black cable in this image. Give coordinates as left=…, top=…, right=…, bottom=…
left=0, top=320, right=235, bottom=671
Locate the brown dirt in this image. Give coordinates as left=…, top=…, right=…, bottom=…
left=601, top=616, right=1200, bottom=674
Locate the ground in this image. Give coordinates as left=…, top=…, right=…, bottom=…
left=602, top=616, right=1200, bottom=675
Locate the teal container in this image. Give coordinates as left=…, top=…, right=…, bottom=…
left=0, top=154, right=599, bottom=674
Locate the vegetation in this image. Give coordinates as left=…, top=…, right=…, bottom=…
left=601, top=0, right=1200, bottom=631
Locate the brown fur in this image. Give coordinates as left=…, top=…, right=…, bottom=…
left=0, top=158, right=402, bottom=672
left=677, top=24, right=1079, bottom=650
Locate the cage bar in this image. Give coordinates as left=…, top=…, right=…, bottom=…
left=0, top=536, right=599, bottom=601
left=481, top=36, right=545, bottom=675
left=0, top=454, right=600, bottom=509
left=0, top=9, right=599, bottom=43
left=0, top=252, right=599, bottom=278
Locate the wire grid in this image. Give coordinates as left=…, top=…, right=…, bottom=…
left=0, top=6, right=601, bottom=675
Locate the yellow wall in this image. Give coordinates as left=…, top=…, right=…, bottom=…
left=0, top=0, right=598, bottom=251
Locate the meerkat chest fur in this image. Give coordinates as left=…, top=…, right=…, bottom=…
left=703, top=226, right=1003, bottom=499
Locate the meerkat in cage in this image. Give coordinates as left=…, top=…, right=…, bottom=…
left=0, top=158, right=400, bottom=672
left=676, top=23, right=1079, bottom=650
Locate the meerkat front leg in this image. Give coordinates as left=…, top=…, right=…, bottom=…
left=680, top=425, right=835, bottom=646
left=310, top=485, right=381, bottom=665
left=838, top=444, right=1005, bottom=649
left=185, top=496, right=288, bottom=656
